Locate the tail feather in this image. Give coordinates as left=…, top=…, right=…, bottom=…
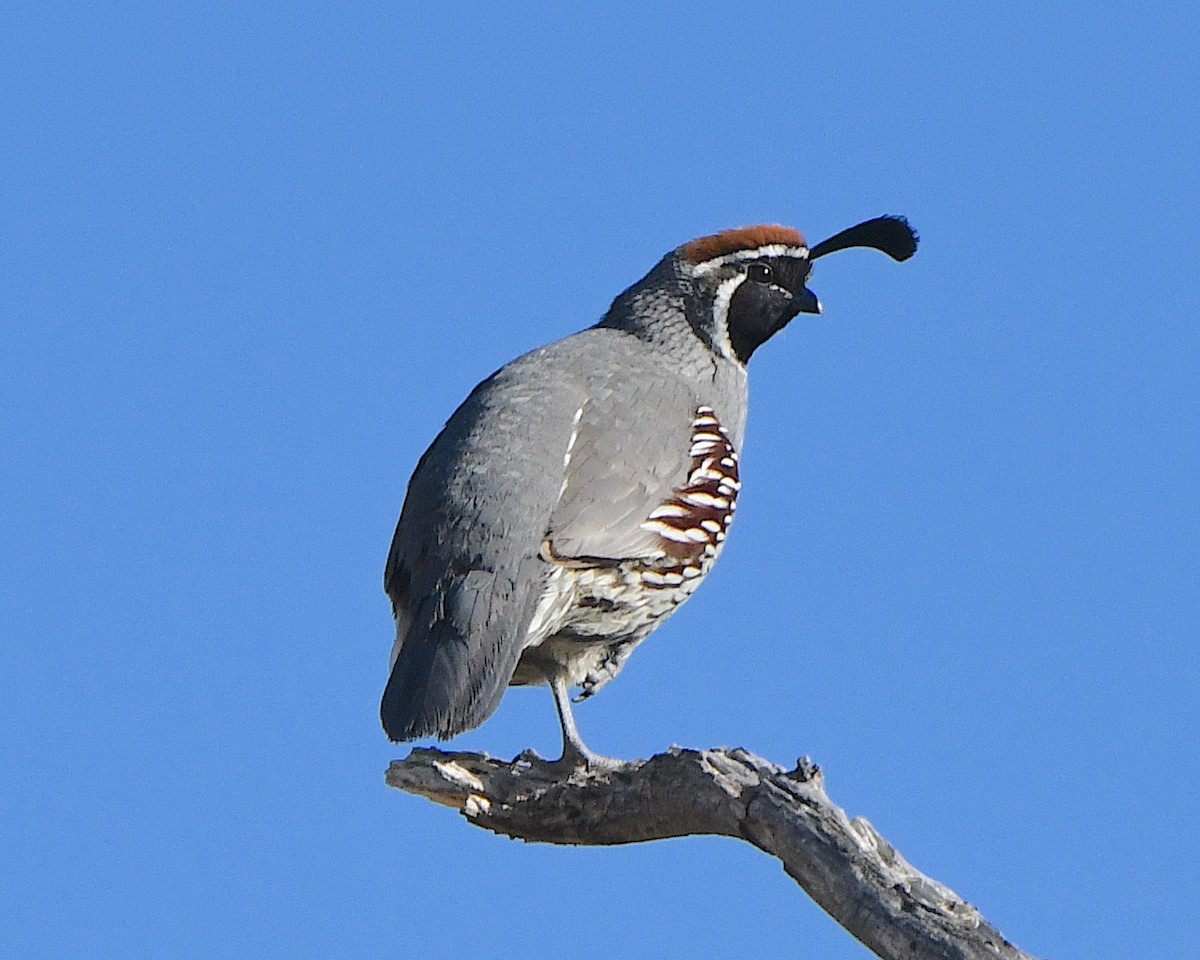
left=380, top=619, right=504, bottom=741
left=382, top=465, right=505, bottom=742
left=380, top=576, right=535, bottom=743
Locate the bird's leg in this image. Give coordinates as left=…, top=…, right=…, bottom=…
left=546, top=673, right=623, bottom=771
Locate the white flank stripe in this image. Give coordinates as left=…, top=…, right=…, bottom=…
left=682, top=491, right=728, bottom=509
left=645, top=520, right=695, bottom=543
left=647, top=503, right=688, bottom=519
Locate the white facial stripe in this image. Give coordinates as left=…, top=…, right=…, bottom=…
left=710, top=273, right=748, bottom=362
left=690, top=244, right=809, bottom=275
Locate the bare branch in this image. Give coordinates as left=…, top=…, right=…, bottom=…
left=386, top=746, right=1037, bottom=960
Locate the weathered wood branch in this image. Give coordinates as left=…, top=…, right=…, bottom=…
left=386, top=746, right=1036, bottom=960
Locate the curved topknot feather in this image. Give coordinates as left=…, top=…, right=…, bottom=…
left=809, top=216, right=918, bottom=263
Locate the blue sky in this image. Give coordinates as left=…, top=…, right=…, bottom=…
left=3, top=4, right=1198, bottom=958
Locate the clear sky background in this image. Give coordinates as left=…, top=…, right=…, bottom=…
left=4, top=4, right=1198, bottom=958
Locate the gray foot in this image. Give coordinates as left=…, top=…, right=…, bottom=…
left=555, top=740, right=626, bottom=773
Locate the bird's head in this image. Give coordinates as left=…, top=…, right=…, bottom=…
left=603, top=216, right=918, bottom=365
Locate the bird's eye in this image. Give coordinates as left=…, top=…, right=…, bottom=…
left=748, top=262, right=773, bottom=284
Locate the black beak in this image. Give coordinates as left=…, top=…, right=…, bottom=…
left=796, top=286, right=822, bottom=315
left=809, top=215, right=919, bottom=262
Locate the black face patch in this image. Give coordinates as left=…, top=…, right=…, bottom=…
left=726, top=256, right=814, bottom=364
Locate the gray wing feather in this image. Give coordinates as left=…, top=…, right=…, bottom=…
left=382, top=345, right=590, bottom=740
left=546, top=373, right=699, bottom=560
left=382, top=327, right=740, bottom=741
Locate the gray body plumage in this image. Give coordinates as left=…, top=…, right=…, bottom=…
left=381, top=216, right=917, bottom=758
left=383, top=259, right=748, bottom=742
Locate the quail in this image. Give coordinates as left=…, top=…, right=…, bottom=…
left=382, top=216, right=918, bottom=766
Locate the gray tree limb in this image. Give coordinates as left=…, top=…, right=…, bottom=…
left=386, top=746, right=1036, bottom=960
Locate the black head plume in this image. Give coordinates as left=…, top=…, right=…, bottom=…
left=809, top=215, right=919, bottom=262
